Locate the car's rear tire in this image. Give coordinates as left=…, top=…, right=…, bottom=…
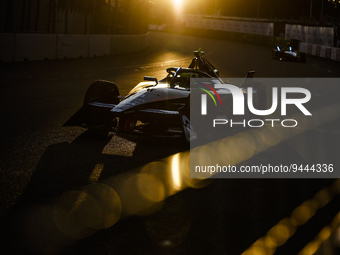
left=84, top=80, right=120, bottom=106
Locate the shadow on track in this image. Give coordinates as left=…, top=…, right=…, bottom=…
left=0, top=130, right=188, bottom=254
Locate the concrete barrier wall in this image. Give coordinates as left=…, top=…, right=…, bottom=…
left=57, top=35, right=89, bottom=59
left=285, top=24, right=334, bottom=47
left=299, top=42, right=340, bottom=61
left=0, top=33, right=149, bottom=62
left=15, top=34, right=57, bottom=61
left=331, top=47, right=340, bottom=61
left=89, top=35, right=111, bottom=57
left=182, top=15, right=274, bottom=36
left=0, top=34, right=15, bottom=62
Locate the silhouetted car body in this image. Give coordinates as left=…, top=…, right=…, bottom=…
left=65, top=49, right=265, bottom=142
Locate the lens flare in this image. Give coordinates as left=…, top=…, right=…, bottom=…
left=78, top=183, right=122, bottom=229
left=53, top=190, right=95, bottom=239
left=119, top=173, right=165, bottom=216
left=171, top=153, right=182, bottom=190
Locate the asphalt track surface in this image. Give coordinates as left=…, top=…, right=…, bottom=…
left=1, top=32, right=340, bottom=254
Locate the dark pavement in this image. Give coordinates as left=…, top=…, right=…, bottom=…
left=1, top=32, right=340, bottom=254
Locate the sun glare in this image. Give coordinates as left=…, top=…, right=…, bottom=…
left=173, top=0, right=183, bottom=14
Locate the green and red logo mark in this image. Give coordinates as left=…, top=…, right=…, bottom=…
left=197, top=82, right=222, bottom=115
left=198, top=82, right=222, bottom=107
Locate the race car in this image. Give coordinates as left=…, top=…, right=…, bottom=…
left=272, top=46, right=306, bottom=62
left=65, top=49, right=266, bottom=142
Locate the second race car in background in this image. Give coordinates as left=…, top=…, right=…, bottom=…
left=272, top=46, right=306, bottom=62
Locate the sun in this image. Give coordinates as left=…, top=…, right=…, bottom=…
left=173, top=0, right=183, bottom=13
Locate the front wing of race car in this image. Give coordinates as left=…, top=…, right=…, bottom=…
left=64, top=97, right=189, bottom=138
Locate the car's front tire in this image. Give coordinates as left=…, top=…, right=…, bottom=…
left=84, top=80, right=120, bottom=106
left=83, top=80, right=120, bottom=135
